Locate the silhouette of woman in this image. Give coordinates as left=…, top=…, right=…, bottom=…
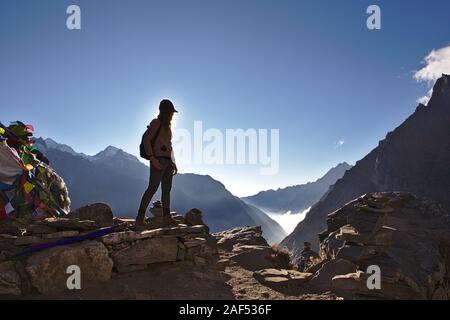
left=136, top=99, right=178, bottom=226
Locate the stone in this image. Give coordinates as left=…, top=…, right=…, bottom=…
left=0, top=261, right=21, bottom=297
left=184, top=208, right=209, bottom=232
left=37, top=218, right=98, bottom=231
left=14, top=236, right=44, bottom=246
left=254, top=268, right=313, bottom=288
left=183, top=237, right=207, bottom=248
left=0, top=224, right=20, bottom=236
left=26, top=240, right=113, bottom=295
left=332, top=271, right=365, bottom=292
left=309, top=259, right=358, bottom=292
left=213, top=226, right=269, bottom=251
left=42, top=230, right=79, bottom=239
left=163, top=225, right=209, bottom=236
left=112, top=236, right=178, bottom=271
left=27, top=224, right=57, bottom=235
left=101, top=228, right=164, bottom=245
left=335, top=225, right=362, bottom=243
left=185, top=245, right=202, bottom=261
left=171, top=215, right=186, bottom=224
left=229, top=246, right=276, bottom=271
left=69, top=203, right=114, bottom=227
left=146, top=216, right=179, bottom=229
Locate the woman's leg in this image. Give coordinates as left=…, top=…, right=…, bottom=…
left=136, top=165, right=164, bottom=223
left=161, top=159, right=174, bottom=216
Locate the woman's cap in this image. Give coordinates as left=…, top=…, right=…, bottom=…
left=159, top=99, right=178, bottom=113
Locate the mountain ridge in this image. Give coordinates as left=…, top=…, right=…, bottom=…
left=281, top=74, right=450, bottom=254
left=34, top=138, right=287, bottom=243
left=242, top=162, right=352, bottom=214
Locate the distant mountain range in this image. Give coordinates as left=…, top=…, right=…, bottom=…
left=34, top=138, right=287, bottom=243
left=282, top=74, right=450, bottom=253
left=241, top=162, right=351, bottom=214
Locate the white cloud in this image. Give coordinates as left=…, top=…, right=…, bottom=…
left=334, top=140, right=345, bottom=149
left=414, top=45, right=450, bottom=104
left=414, top=45, right=450, bottom=82
left=417, top=89, right=433, bottom=105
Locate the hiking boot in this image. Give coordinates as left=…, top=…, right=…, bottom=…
left=134, top=219, right=149, bottom=231
left=162, top=214, right=178, bottom=227
left=135, top=210, right=148, bottom=230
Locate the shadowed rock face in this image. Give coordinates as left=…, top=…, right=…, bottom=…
left=282, top=74, right=450, bottom=253
left=317, top=192, right=450, bottom=300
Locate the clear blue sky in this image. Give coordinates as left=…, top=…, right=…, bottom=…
left=1, top=0, right=449, bottom=196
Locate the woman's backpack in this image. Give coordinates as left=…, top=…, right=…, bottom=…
left=139, top=121, right=161, bottom=160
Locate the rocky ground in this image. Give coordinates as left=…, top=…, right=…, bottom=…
left=1, top=192, right=449, bottom=300
left=18, top=226, right=339, bottom=300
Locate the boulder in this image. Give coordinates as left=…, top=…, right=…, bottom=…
left=229, top=245, right=277, bottom=271
left=69, top=203, right=114, bottom=227
left=25, top=240, right=113, bottom=295
left=0, top=261, right=21, bottom=297
left=309, top=259, right=357, bottom=292
left=184, top=208, right=209, bottom=232
left=213, top=226, right=269, bottom=251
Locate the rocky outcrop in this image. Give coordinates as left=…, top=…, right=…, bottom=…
left=316, top=192, right=450, bottom=299
left=213, top=226, right=269, bottom=251
left=282, top=74, right=450, bottom=252
left=0, top=204, right=219, bottom=297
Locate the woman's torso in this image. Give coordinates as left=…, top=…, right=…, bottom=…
left=153, top=120, right=172, bottom=158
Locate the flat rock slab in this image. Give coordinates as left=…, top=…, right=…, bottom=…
left=112, top=236, right=179, bottom=272
left=42, top=230, right=79, bottom=239
left=101, top=229, right=164, bottom=245
left=25, top=240, right=113, bottom=295
left=254, top=268, right=313, bottom=288
left=14, top=236, right=44, bottom=246
left=183, top=237, right=207, bottom=248
left=37, top=218, right=98, bottom=231
left=27, top=224, right=57, bottom=235
left=101, top=225, right=208, bottom=245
